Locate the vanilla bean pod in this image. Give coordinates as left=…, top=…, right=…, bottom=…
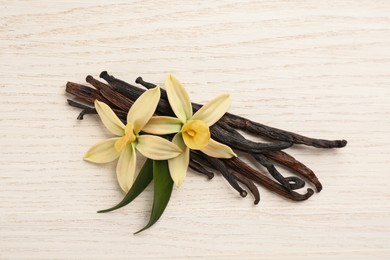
left=100, top=71, right=175, bottom=117
left=190, top=151, right=214, bottom=170
left=284, top=177, right=306, bottom=190
left=67, top=99, right=93, bottom=110
left=192, top=154, right=261, bottom=204
left=216, top=121, right=293, bottom=152
left=210, top=124, right=292, bottom=154
left=223, top=113, right=347, bottom=148
left=189, top=160, right=214, bottom=180
left=136, top=77, right=165, bottom=95
left=226, top=157, right=314, bottom=201
left=264, top=151, right=323, bottom=191
left=192, top=143, right=263, bottom=201
left=85, top=76, right=135, bottom=112
left=190, top=151, right=262, bottom=202
left=67, top=77, right=132, bottom=120
left=66, top=82, right=111, bottom=105
left=135, top=75, right=347, bottom=149
left=252, top=153, right=294, bottom=190
left=67, top=99, right=127, bottom=120
left=66, top=81, right=128, bottom=117
left=86, top=75, right=113, bottom=91
left=192, top=151, right=248, bottom=198
left=230, top=170, right=260, bottom=204
left=67, top=100, right=96, bottom=120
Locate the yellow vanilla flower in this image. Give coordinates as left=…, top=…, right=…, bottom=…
left=143, top=74, right=236, bottom=187
left=84, top=86, right=182, bottom=192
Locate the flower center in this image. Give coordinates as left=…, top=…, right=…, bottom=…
left=187, top=130, right=196, bottom=137
left=114, top=123, right=136, bottom=152
left=181, top=120, right=210, bottom=150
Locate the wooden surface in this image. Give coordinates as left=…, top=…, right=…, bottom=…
left=1, top=1, right=389, bottom=259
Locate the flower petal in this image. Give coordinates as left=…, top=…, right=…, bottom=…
left=200, top=138, right=237, bottom=158
left=136, top=135, right=182, bottom=160
left=168, top=133, right=190, bottom=187
left=142, top=116, right=183, bottom=135
left=165, top=74, right=193, bottom=122
left=191, top=94, right=231, bottom=126
left=95, top=100, right=125, bottom=136
left=127, top=86, right=161, bottom=134
left=116, top=143, right=136, bottom=192
left=84, top=137, right=121, bottom=163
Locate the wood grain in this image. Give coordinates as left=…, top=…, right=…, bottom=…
left=1, top=0, right=389, bottom=259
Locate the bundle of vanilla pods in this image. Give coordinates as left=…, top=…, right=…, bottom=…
left=66, top=71, right=347, bottom=204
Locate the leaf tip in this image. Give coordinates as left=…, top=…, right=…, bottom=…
left=133, top=228, right=145, bottom=235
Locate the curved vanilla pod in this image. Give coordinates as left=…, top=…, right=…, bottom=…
left=284, top=177, right=306, bottom=190
left=264, top=151, right=323, bottom=192
left=252, top=153, right=294, bottom=191
left=230, top=170, right=260, bottom=204
left=226, top=157, right=314, bottom=201
left=191, top=151, right=260, bottom=204
left=67, top=100, right=96, bottom=120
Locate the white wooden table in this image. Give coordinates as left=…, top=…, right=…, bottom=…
left=1, top=1, right=389, bottom=259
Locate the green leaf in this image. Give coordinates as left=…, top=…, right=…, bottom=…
left=134, top=160, right=173, bottom=234
left=97, top=159, right=153, bottom=213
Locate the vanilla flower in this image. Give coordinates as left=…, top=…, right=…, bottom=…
left=143, top=74, right=236, bottom=186
left=84, top=86, right=182, bottom=192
